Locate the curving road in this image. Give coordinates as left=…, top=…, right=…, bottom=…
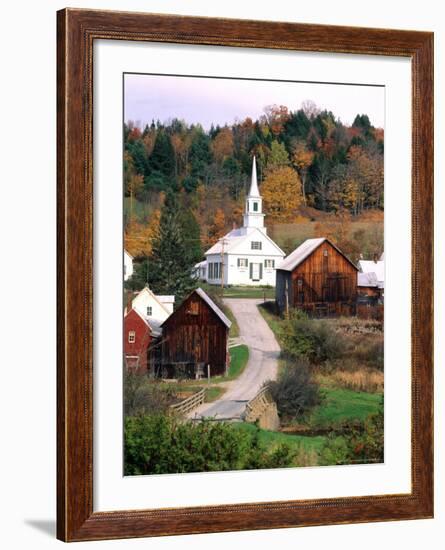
left=189, top=299, right=280, bottom=421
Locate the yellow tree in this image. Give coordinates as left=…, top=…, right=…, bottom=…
left=124, top=209, right=161, bottom=258
left=211, top=127, right=234, bottom=163
left=262, top=166, right=303, bottom=223
left=206, top=208, right=227, bottom=247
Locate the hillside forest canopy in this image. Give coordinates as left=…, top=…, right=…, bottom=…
left=124, top=102, right=384, bottom=293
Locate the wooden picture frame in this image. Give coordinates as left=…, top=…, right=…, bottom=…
left=57, top=8, right=433, bottom=542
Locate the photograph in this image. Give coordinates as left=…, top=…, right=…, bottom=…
left=122, top=73, right=385, bottom=476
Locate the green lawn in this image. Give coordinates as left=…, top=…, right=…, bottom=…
left=200, top=282, right=274, bottom=301
left=235, top=422, right=326, bottom=454
left=309, top=388, right=382, bottom=428
left=212, top=345, right=249, bottom=383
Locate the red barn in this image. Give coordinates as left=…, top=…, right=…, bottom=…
left=160, top=288, right=231, bottom=378
left=124, top=308, right=152, bottom=372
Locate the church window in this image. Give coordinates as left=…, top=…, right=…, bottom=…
left=208, top=263, right=214, bottom=279
left=264, top=259, right=275, bottom=268
left=251, top=241, right=262, bottom=250
left=253, top=202, right=258, bottom=212
left=237, top=258, right=248, bottom=268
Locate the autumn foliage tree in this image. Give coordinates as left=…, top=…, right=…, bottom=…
left=262, top=166, right=303, bottom=223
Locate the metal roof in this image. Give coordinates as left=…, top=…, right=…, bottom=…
left=277, top=237, right=359, bottom=272
left=358, top=271, right=379, bottom=287
left=358, top=260, right=384, bottom=283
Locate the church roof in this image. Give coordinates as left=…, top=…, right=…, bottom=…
left=204, top=227, right=285, bottom=256
left=248, top=156, right=260, bottom=198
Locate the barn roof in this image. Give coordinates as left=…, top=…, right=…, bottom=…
left=194, top=288, right=232, bottom=329
left=277, top=237, right=358, bottom=272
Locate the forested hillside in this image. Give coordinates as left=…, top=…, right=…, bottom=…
left=124, top=103, right=384, bottom=286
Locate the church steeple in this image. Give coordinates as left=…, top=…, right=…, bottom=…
left=248, top=155, right=260, bottom=197
left=243, top=156, right=266, bottom=234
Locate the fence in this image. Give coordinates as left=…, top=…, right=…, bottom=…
left=243, top=385, right=280, bottom=431
left=170, top=388, right=206, bottom=416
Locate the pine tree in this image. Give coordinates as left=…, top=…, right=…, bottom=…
left=148, top=130, right=175, bottom=178
left=146, top=192, right=197, bottom=303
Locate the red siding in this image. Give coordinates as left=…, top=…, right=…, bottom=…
left=124, top=309, right=152, bottom=372
left=161, top=291, right=229, bottom=377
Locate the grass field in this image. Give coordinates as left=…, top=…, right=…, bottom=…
left=235, top=422, right=326, bottom=454
left=269, top=219, right=383, bottom=255
left=200, top=282, right=275, bottom=301
left=212, top=345, right=249, bottom=383
left=309, top=388, right=382, bottom=428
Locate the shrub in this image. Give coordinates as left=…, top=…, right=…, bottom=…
left=124, top=414, right=297, bottom=475
left=268, top=361, right=322, bottom=420
left=124, top=371, right=175, bottom=416
left=281, top=311, right=346, bottom=364
left=319, top=407, right=384, bottom=466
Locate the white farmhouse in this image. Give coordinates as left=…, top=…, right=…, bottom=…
left=124, top=249, right=134, bottom=281
left=203, top=157, right=285, bottom=287
left=130, top=286, right=174, bottom=335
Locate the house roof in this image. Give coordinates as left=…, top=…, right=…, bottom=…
left=205, top=227, right=285, bottom=256
left=125, top=306, right=157, bottom=334
left=132, top=286, right=172, bottom=316
left=277, top=237, right=358, bottom=272
left=358, top=271, right=379, bottom=288
left=358, top=260, right=384, bottom=283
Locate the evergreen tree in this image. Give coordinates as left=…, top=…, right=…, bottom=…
left=179, top=209, right=202, bottom=264
left=146, top=192, right=198, bottom=303
left=148, top=130, right=175, bottom=178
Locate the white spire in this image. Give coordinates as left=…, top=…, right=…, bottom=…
left=248, top=156, right=260, bottom=198
left=242, top=155, right=266, bottom=234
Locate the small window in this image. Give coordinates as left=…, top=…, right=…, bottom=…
left=253, top=202, right=258, bottom=212
left=128, top=331, right=135, bottom=343
left=323, top=249, right=328, bottom=257
left=209, top=263, right=214, bottom=279
left=297, top=279, right=303, bottom=287
left=251, top=241, right=262, bottom=250
left=187, top=301, right=199, bottom=315
left=237, top=258, right=248, bottom=268
left=146, top=306, right=152, bottom=316
left=264, top=259, right=275, bottom=269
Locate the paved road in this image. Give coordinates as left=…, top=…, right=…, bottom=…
left=189, top=299, right=280, bottom=421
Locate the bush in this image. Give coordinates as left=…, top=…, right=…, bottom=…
left=124, top=371, right=175, bottom=416
left=124, top=414, right=297, bottom=475
left=319, top=407, right=384, bottom=466
left=281, top=310, right=346, bottom=364
left=268, top=361, right=322, bottom=420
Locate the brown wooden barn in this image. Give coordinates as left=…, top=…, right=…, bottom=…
left=159, top=288, right=231, bottom=378
left=276, top=237, right=358, bottom=317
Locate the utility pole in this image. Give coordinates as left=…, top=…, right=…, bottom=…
left=220, top=238, right=227, bottom=295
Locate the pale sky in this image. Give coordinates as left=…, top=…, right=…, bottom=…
left=124, top=73, right=384, bottom=130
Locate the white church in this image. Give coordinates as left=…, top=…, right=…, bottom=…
left=197, top=157, right=285, bottom=287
